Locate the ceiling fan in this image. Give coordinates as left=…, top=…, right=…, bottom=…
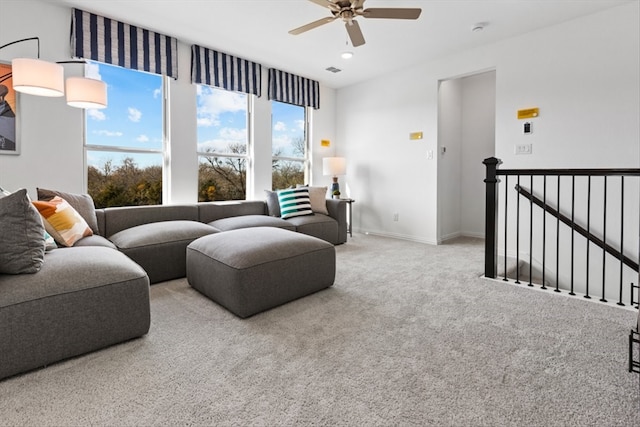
left=289, top=0, right=422, bottom=47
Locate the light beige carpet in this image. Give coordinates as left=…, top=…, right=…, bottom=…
left=0, top=234, right=638, bottom=426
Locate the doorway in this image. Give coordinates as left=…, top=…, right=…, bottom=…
left=437, top=70, right=496, bottom=243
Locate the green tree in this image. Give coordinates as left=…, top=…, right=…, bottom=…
left=198, top=143, right=246, bottom=201
left=88, top=157, right=162, bottom=208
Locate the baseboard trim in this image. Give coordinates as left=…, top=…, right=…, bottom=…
left=358, top=230, right=438, bottom=245
left=438, top=231, right=485, bottom=244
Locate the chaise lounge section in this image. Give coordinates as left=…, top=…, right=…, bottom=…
left=0, top=246, right=150, bottom=381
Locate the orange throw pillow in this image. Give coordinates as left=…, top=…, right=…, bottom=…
left=32, top=196, right=93, bottom=247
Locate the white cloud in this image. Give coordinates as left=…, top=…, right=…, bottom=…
left=197, top=127, right=247, bottom=153
left=153, top=88, right=162, bottom=99
left=94, top=130, right=123, bottom=137
left=295, top=119, right=305, bottom=131
left=219, top=127, right=246, bottom=141
left=136, top=134, right=150, bottom=143
left=85, top=62, right=102, bottom=80
left=87, top=109, right=106, bottom=121
left=197, top=117, right=215, bottom=127
left=273, top=121, right=286, bottom=132
left=272, top=134, right=292, bottom=153
left=197, top=87, right=246, bottom=127
left=128, top=107, right=142, bottom=122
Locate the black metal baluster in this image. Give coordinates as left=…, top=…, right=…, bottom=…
left=585, top=176, right=591, bottom=299
left=601, top=176, right=608, bottom=303
left=504, top=175, right=508, bottom=281
left=555, top=176, right=561, bottom=293
left=529, top=175, right=533, bottom=287
left=618, top=176, right=625, bottom=306
left=516, top=175, right=521, bottom=284
left=570, top=175, right=575, bottom=295
left=542, top=175, right=547, bottom=290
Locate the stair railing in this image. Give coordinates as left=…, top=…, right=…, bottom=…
left=483, top=157, right=640, bottom=307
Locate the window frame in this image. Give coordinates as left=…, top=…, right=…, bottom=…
left=271, top=101, right=310, bottom=188
left=195, top=84, right=252, bottom=201
left=83, top=61, right=167, bottom=206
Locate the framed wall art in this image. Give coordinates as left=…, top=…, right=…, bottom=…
left=0, top=62, right=19, bottom=155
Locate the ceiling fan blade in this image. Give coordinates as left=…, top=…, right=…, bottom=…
left=289, top=16, right=337, bottom=35
left=362, top=8, right=422, bottom=19
left=345, top=20, right=365, bottom=47
left=351, top=0, right=365, bottom=10
left=308, top=0, right=341, bottom=12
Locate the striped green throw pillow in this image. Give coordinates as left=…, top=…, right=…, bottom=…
left=277, top=188, right=313, bottom=219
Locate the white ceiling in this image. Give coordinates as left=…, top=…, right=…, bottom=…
left=52, top=0, right=631, bottom=89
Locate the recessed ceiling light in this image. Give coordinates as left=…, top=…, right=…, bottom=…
left=341, top=51, right=354, bottom=59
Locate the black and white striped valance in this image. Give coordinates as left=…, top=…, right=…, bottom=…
left=268, top=69, right=320, bottom=109
left=71, top=8, right=178, bottom=79
left=191, top=45, right=261, bottom=97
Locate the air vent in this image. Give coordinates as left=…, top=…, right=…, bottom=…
left=326, top=66, right=342, bottom=73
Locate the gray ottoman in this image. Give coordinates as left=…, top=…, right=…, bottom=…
left=186, top=227, right=335, bottom=318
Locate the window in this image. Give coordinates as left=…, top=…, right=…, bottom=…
left=272, top=101, right=307, bottom=190
left=196, top=86, right=249, bottom=201
left=85, top=62, right=164, bottom=208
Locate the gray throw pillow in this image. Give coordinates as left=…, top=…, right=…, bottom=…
left=264, top=190, right=281, bottom=217
left=37, top=187, right=100, bottom=235
left=0, top=189, right=45, bottom=274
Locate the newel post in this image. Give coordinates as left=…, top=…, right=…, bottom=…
left=483, top=157, right=502, bottom=279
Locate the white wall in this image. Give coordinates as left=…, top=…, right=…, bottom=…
left=460, top=71, right=496, bottom=238
left=0, top=2, right=85, bottom=197
left=0, top=0, right=337, bottom=202
left=336, top=2, right=639, bottom=245
left=437, top=79, right=463, bottom=241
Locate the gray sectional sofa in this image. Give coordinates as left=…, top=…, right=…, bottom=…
left=95, top=199, right=347, bottom=284
left=0, top=193, right=347, bottom=380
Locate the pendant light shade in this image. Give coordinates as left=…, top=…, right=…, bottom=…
left=65, top=77, right=107, bottom=109
left=11, top=58, right=64, bottom=97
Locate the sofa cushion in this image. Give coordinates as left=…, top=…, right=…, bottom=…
left=277, top=188, right=313, bottom=219
left=208, top=215, right=295, bottom=232
left=109, top=220, right=216, bottom=249
left=37, top=188, right=99, bottom=235
left=0, top=189, right=45, bottom=274
left=72, top=234, right=117, bottom=249
left=32, top=196, right=93, bottom=247
left=109, top=220, right=218, bottom=284
left=102, top=205, right=199, bottom=237
left=286, top=213, right=339, bottom=244
left=197, top=201, right=267, bottom=224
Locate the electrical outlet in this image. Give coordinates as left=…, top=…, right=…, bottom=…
left=515, top=144, right=532, bottom=155
left=393, top=213, right=399, bottom=222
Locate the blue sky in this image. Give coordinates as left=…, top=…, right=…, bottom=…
left=86, top=62, right=306, bottom=170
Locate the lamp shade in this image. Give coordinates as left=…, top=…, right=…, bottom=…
left=65, top=77, right=108, bottom=109
left=11, top=58, right=64, bottom=97
left=323, top=157, right=347, bottom=176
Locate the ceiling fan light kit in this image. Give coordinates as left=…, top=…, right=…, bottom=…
left=290, top=0, right=421, bottom=48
